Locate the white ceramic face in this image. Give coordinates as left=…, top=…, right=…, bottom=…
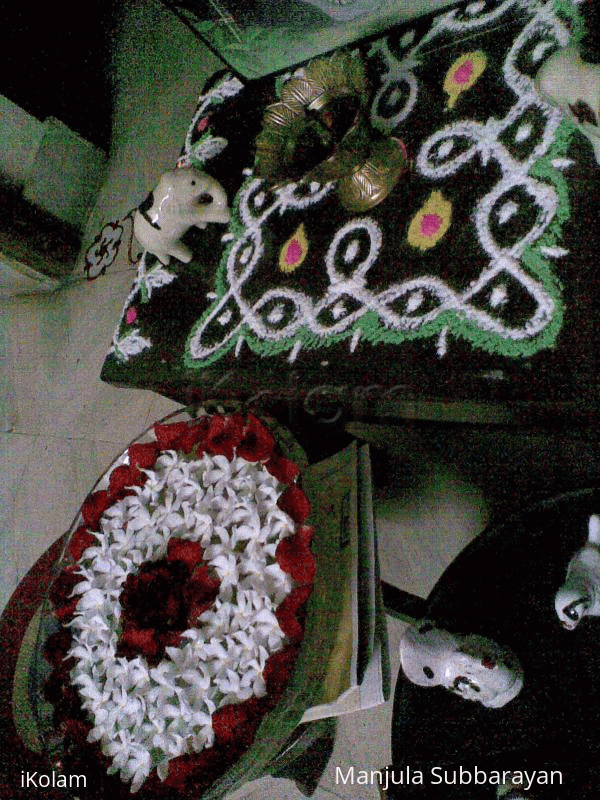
left=555, top=582, right=592, bottom=630
left=400, top=624, right=524, bottom=709
left=555, top=514, right=600, bottom=630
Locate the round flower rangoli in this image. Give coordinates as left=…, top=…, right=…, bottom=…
left=44, top=413, right=315, bottom=795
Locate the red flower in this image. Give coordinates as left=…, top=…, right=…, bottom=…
left=212, top=702, right=261, bottom=748
left=205, top=413, right=245, bottom=460
left=119, top=627, right=160, bottom=658
left=277, top=485, right=311, bottom=524
left=151, top=413, right=282, bottom=461
left=161, top=747, right=224, bottom=791
left=166, top=538, right=205, bottom=570
left=108, top=464, right=145, bottom=498
left=265, top=453, right=300, bottom=484
left=120, top=561, right=187, bottom=621
left=262, top=643, right=300, bottom=703
left=275, top=526, right=316, bottom=585
left=275, top=585, right=313, bottom=641
left=184, top=565, right=221, bottom=626
left=175, top=416, right=211, bottom=455
left=153, top=421, right=190, bottom=450
left=68, top=525, right=96, bottom=561
left=128, top=441, right=159, bottom=469
left=157, top=630, right=184, bottom=649
left=159, top=755, right=198, bottom=790
left=236, top=414, right=276, bottom=462
left=49, top=565, right=83, bottom=615
left=296, top=524, right=314, bottom=547
left=189, top=563, right=220, bottom=589
left=80, top=489, right=111, bottom=529
left=56, top=597, right=80, bottom=622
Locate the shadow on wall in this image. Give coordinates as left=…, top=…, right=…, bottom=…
left=0, top=1, right=118, bottom=152
left=0, top=95, right=107, bottom=294
left=369, top=427, right=490, bottom=601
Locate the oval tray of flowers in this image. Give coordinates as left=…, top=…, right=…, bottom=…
left=36, top=409, right=317, bottom=798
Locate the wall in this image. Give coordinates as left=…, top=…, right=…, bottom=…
left=0, top=95, right=107, bottom=293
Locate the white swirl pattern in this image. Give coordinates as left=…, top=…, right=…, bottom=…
left=186, top=0, right=573, bottom=364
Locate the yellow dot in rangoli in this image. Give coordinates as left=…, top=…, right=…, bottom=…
left=279, top=223, right=309, bottom=273
left=443, top=51, right=487, bottom=110
left=407, top=191, right=452, bottom=251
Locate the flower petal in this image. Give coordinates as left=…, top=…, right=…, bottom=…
left=276, top=485, right=311, bottom=524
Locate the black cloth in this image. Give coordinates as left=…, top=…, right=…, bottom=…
left=390, top=489, right=600, bottom=800
left=580, top=0, right=600, bottom=62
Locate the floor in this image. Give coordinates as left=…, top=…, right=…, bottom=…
left=1, top=1, right=592, bottom=798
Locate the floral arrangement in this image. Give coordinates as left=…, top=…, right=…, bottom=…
left=43, top=413, right=315, bottom=796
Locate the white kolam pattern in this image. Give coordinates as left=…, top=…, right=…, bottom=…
left=186, top=0, right=575, bottom=365
left=180, top=75, right=244, bottom=169
left=66, top=450, right=295, bottom=793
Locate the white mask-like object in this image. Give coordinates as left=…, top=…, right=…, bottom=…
left=555, top=514, right=600, bottom=630
left=400, top=622, right=524, bottom=709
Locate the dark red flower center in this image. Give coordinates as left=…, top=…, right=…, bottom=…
left=117, top=539, right=220, bottom=665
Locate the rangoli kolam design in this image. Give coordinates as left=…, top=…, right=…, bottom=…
left=42, top=412, right=315, bottom=796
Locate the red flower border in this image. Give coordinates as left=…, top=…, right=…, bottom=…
left=45, top=412, right=314, bottom=795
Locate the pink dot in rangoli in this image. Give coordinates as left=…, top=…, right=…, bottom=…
left=126, top=308, right=137, bottom=325
left=197, top=117, right=209, bottom=132
left=420, top=214, right=443, bottom=237
left=285, top=239, right=303, bottom=266
left=454, top=60, right=474, bottom=85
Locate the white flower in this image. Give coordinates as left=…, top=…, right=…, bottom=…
left=125, top=744, right=153, bottom=793
left=211, top=553, right=239, bottom=597
left=123, top=501, right=155, bottom=533
left=126, top=658, right=150, bottom=688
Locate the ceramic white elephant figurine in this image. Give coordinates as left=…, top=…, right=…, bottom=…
left=555, top=514, right=600, bottom=630
left=133, top=167, right=230, bottom=264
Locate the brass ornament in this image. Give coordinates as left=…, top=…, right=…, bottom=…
left=280, top=77, right=325, bottom=112
left=338, top=138, right=409, bottom=214
left=254, top=51, right=409, bottom=212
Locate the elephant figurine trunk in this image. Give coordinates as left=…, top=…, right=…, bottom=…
left=133, top=167, right=230, bottom=265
